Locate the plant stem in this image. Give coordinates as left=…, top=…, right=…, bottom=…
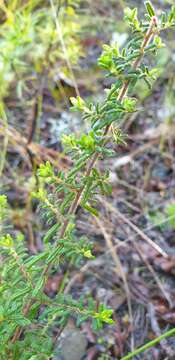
left=121, top=327, right=175, bottom=360
left=59, top=16, right=156, bottom=237
left=11, top=17, right=156, bottom=344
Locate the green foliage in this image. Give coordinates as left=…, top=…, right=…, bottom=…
left=145, top=1, right=155, bottom=17
left=0, top=2, right=175, bottom=359
left=149, top=203, right=175, bottom=230
left=124, top=7, right=141, bottom=31
left=0, top=0, right=82, bottom=100
left=166, top=203, right=175, bottom=229
left=0, top=194, right=8, bottom=222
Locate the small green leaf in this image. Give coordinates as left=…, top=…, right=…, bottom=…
left=38, top=161, right=54, bottom=178
left=62, top=134, right=77, bottom=150
left=32, top=277, right=45, bottom=297
left=70, top=96, right=87, bottom=112
left=32, top=188, right=47, bottom=201
left=168, top=6, right=175, bottom=23
left=83, top=249, right=94, bottom=259
left=11, top=287, right=31, bottom=301
left=98, top=44, right=120, bottom=70
left=12, top=316, right=31, bottom=327
left=166, top=203, right=175, bottom=229
left=82, top=204, right=98, bottom=217
left=161, top=12, right=166, bottom=27
left=0, top=195, right=8, bottom=209
left=124, top=7, right=137, bottom=22
left=94, top=307, right=114, bottom=325
left=145, top=2, right=155, bottom=17
left=123, top=97, right=137, bottom=112
left=154, top=36, right=165, bottom=49
left=25, top=252, right=48, bottom=268
left=43, top=223, right=60, bottom=243
left=46, top=246, right=61, bottom=264
left=0, top=234, right=14, bottom=248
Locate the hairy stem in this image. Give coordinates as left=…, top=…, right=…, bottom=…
left=11, top=17, right=156, bottom=344
left=59, top=16, right=156, bottom=239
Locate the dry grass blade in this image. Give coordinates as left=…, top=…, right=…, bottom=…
left=148, top=303, right=174, bottom=357
left=94, top=216, right=134, bottom=351
left=134, top=243, right=172, bottom=306
left=0, top=121, right=71, bottom=168
left=102, top=199, right=168, bottom=258
left=49, top=0, right=80, bottom=97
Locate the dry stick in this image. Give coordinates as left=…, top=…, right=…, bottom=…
left=133, top=243, right=172, bottom=306
left=11, top=18, right=157, bottom=343
left=95, top=216, right=134, bottom=351
left=65, top=210, right=175, bottom=296
left=99, top=199, right=171, bottom=304
left=114, top=139, right=158, bottom=169
left=148, top=303, right=174, bottom=357
left=114, top=207, right=168, bottom=258
left=91, top=212, right=175, bottom=267
left=0, top=122, right=71, bottom=169
left=99, top=198, right=168, bottom=258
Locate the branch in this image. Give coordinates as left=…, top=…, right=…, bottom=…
left=11, top=16, right=157, bottom=344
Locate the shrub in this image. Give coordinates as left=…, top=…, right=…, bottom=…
left=0, top=0, right=81, bottom=100
left=0, top=2, right=175, bottom=359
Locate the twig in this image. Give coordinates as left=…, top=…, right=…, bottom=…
left=148, top=303, right=174, bottom=357
left=11, top=17, right=157, bottom=343
left=95, top=216, right=134, bottom=351
left=103, top=200, right=168, bottom=258
left=133, top=243, right=172, bottom=306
